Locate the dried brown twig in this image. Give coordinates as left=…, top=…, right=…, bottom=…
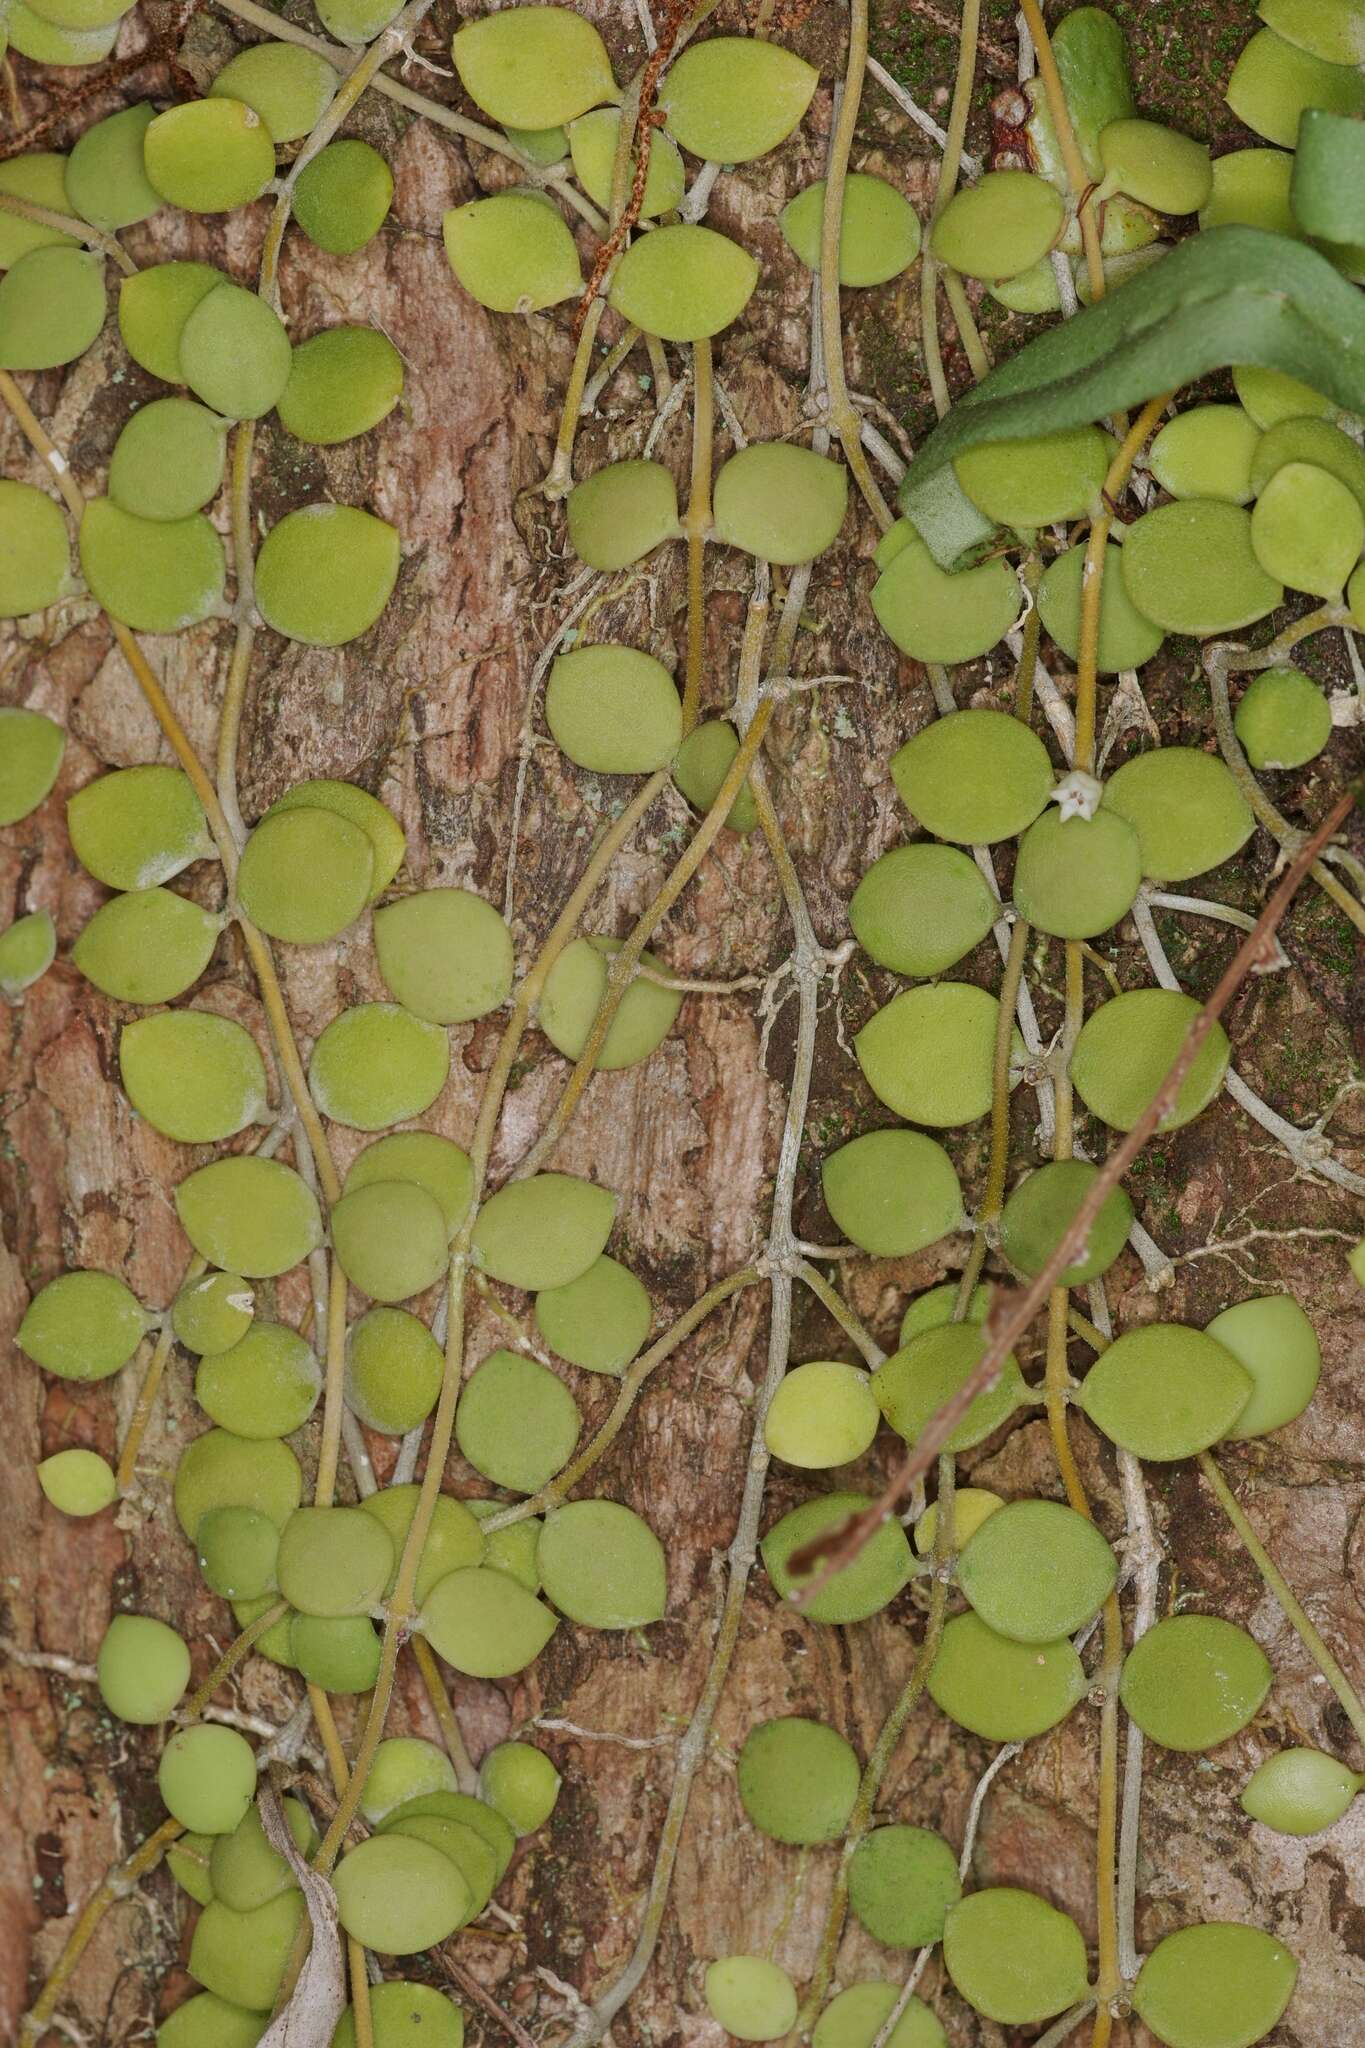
left=788, top=775, right=1364, bottom=1597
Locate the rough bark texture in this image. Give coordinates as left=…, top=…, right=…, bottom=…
left=3, top=2, right=1365, bottom=2045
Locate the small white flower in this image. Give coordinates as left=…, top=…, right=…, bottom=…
left=1050, top=769, right=1104, bottom=821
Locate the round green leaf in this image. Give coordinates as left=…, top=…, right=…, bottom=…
left=175, top=1157, right=324, bottom=1278
left=456, top=1348, right=580, bottom=1493
left=534, top=1254, right=651, bottom=1375
left=173, top=1270, right=254, bottom=1356
left=107, top=398, right=228, bottom=524
left=540, top=935, right=680, bottom=1070
left=736, top=1716, right=860, bottom=1844
left=197, top=1505, right=280, bottom=1601
left=479, top=1741, right=560, bottom=1834
left=374, top=886, right=513, bottom=1024
left=812, top=1985, right=945, bottom=2048
left=143, top=99, right=276, bottom=213
left=19, top=1269, right=149, bottom=1381
left=209, top=43, right=337, bottom=144
left=344, top=1305, right=443, bottom=1435
left=160, top=1723, right=257, bottom=1836
left=361, top=1488, right=484, bottom=1606
left=958, top=1497, right=1117, bottom=1642
left=120, top=1011, right=268, bottom=1142
left=764, top=1360, right=880, bottom=1469
left=566, top=459, right=680, bottom=571
left=1121, top=501, right=1283, bottom=634
left=1103, top=747, right=1253, bottom=882
left=443, top=191, right=581, bottom=313
left=344, top=1132, right=473, bottom=1238
left=568, top=107, right=683, bottom=216
left=1234, top=361, right=1336, bottom=429
left=79, top=499, right=225, bottom=633
left=263, top=777, right=405, bottom=898
left=871, top=533, right=1020, bottom=665
left=38, top=1447, right=117, bottom=1517
left=277, top=1504, right=393, bottom=1616
left=1208, top=1293, right=1321, bottom=1440
left=546, top=643, right=682, bottom=773
left=1132, top=1921, right=1297, bottom=2048
left=1123, top=1612, right=1273, bottom=1752
left=955, top=424, right=1109, bottom=528
left=0, top=481, right=69, bottom=618
left=419, top=1564, right=558, bottom=1676
left=0, top=909, right=56, bottom=997
left=1250, top=460, right=1363, bottom=596
left=333, top=1984, right=463, bottom=2048
left=929, top=1614, right=1088, bottom=1741
left=64, top=103, right=160, bottom=232
left=277, top=326, right=403, bottom=446
left=118, top=260, right=224, bottom=384
left=1099, top=117, right=1212, bottom=213
left=1076, top=1322, right=1252, bottom=1459
left=1241, top=1747, right=1359, bottom=1836
left=672, top=719, right=757, bottom=830
left=821, top=1128, right=963, bottom=1259
left=1149, top=405, right=1260, bottom=504
left=761, top=1490, right=913, bottom=1624
left=780, top=172, right=921, bottom=285
left=660, top=36, right=816, bottom=161
left=254, top=504, right=400, bottom=646
left=1000, top=1157, right=1133, bottom=1285
left=308, top=1002, right=449, bottom=1131
left=333, top=1836, right=468, bottom=1956
left=0, top=705, right=63, bottom=822
left=873, top=1323, right=1028, bottom=1453
left=607, top=224, right=758, bottom=343
left=711, top=442, right=848, bottom=565
left=173, top=1428, right=302, bottom=1540
left=73, top=888, right=223, bottom=1004
left=450, top=7, right=616, bottom=128
left=1012, top=806, right=1142, bottom=940
left=1070, top=987, right=1231, bottom=1131
left=931, top=170, right=1066, bottom=279
left=855, top=982, right=1015, bottom=1128
left=236, top=806, right=374, bottom=944
left=849, top=841, right=996, bottom=978
left=890, top=709, right=1051, bottom=846
left=196, top=1322, right=320, bottom=1439
left=330, top=1180, right=450, bottom=1302
left=0, top=245, right=105, bottom=370
left=537, top=1499, right=665, bottom=1627
left=942, top=1888, right=1089, bottom=2024
left=293, top=139, right=393, bottom=255
left=68, top=764, right=211, bottom=889
left=1226, top=24, right=1365, bottom=148
left=703, top=1958, right=798, bottom=2043
left=1036, top=541, right=1165, bottom=671
left=848, top=1825, right=962, bottom=1948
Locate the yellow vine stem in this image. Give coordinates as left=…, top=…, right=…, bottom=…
left=0, top=370, right=342, bottom=1206
left=115, top=1258, right=205, bottom=1496
left=792, top=1459, right=957, bottom=2034
left=17, top=1818, right=185, bottom=2048
left=682, top=334, right=714, bottom=730
left=819, top=0, right=894, bottom=526
left=410, top=1635, right=479, bottom=1793
left=941, top=264, right=991, bottom=382
left=919, top=0, right=980, bottom=423
left=1074, top=394, right=1172, bottom=773
left=1016, top=0, right=1103, bottom=302
left=312, top=1263, right=352, bottom=1510
left=1198, top=1450, right=1365, bottom=1750
left=183, top=1601, right=291, bottom=1722
left=481, top=1266, right=762, bottom=1532
left=307, top=1685, right=377, bottom=2048
left=515, top=698, right=777, bottom=1174
left=0, top=190, right=136, bottom=273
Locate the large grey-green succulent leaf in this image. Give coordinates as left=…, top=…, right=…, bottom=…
left=900, top=227, right=1365, bottom=563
